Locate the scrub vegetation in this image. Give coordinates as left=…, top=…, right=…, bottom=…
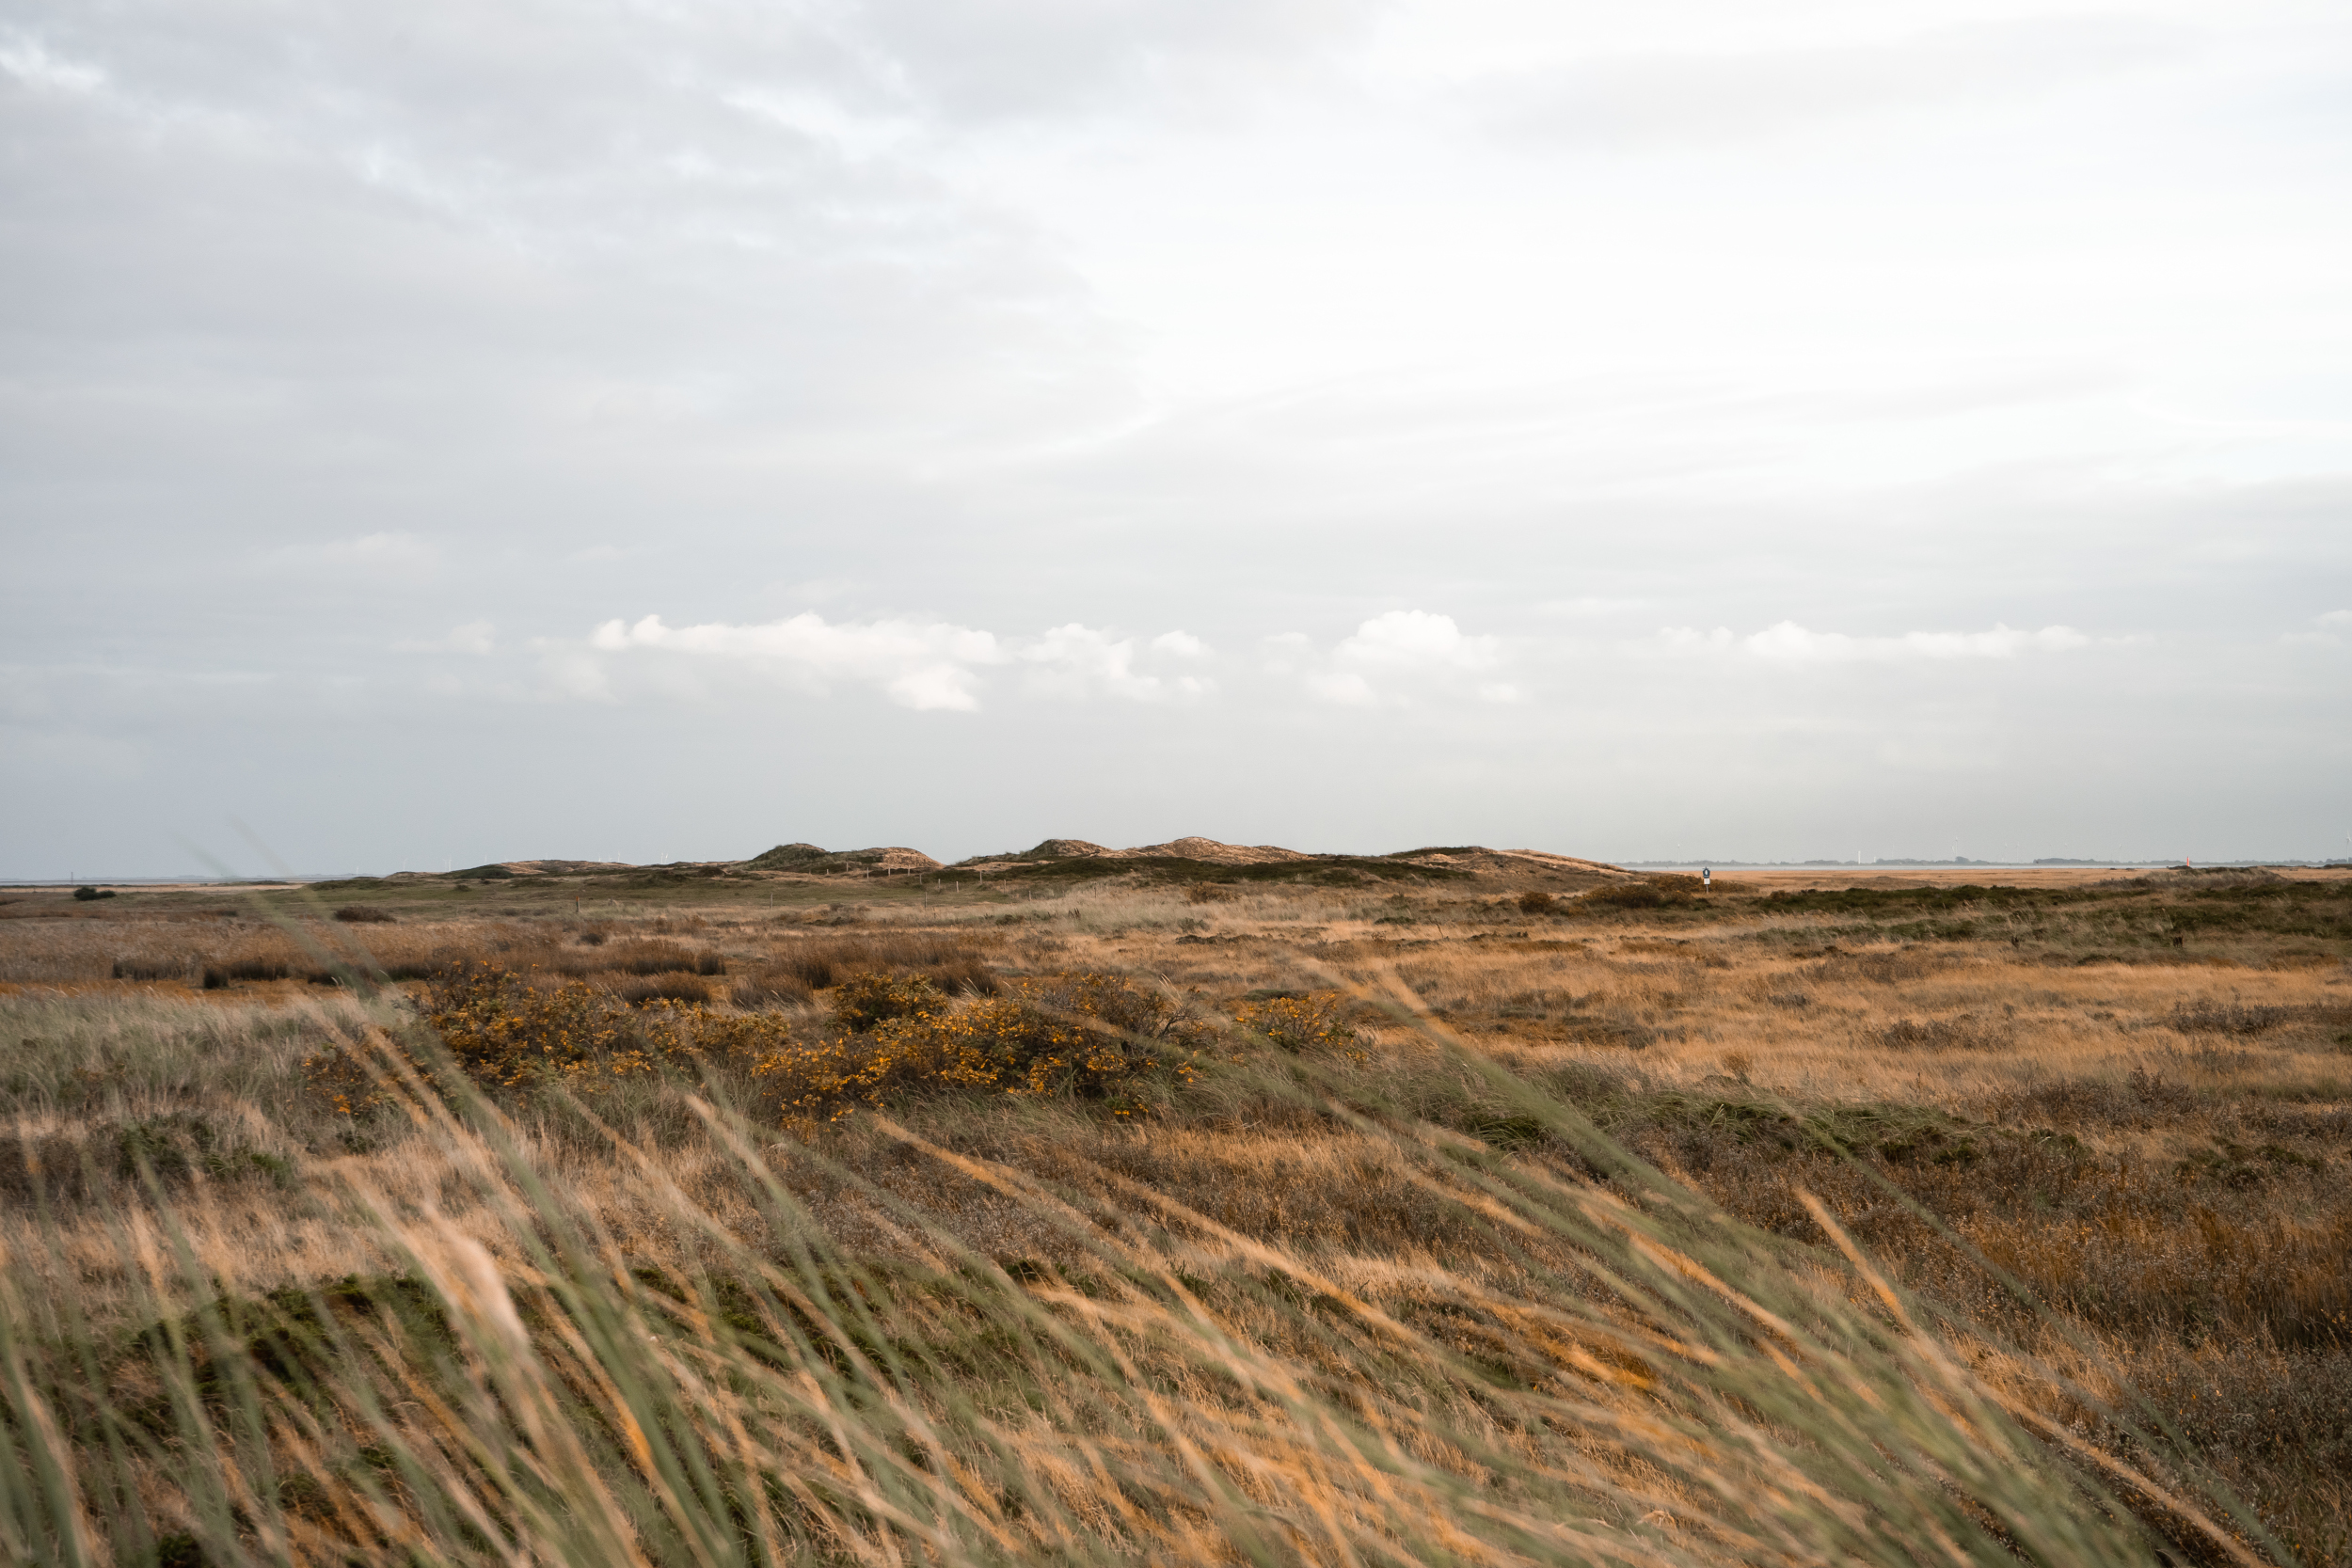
left=1, top=859, right=2346, bottom=1566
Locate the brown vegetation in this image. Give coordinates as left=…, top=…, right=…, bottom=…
left=1, top=863, right=2346, bottom=1564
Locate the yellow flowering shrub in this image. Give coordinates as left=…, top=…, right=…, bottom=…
left=421, top=961, right=630, bottom=1087
left=755, top=972, right=1219, bottom=1124
left=827, top=971, right=947, bottom=1032
left=1230, top=990, right=1364, bottom=1057
left=304, top=962, right=792, bottom=1116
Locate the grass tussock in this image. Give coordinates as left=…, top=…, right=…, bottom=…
left=769, top=931, right=999, bottom=992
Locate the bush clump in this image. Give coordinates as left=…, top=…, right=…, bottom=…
left=0, top=1116, right=293, bottom=1201
left=333, top=905, right=396, bottom=924
left=771, top=935, right=996, bottom=996
left=72, top=885, right=117, bottom=901
left=2171, top=998, right=2292, bottom=1036
left=1231, top=990, right=1364, bottom=1055
left=426, top=962, right=786, bottom=1087
left=829, top=972, right=948, bottom=1032
left=616, top=974, right=714, bottom=1006
left=114, top=1115, right=294, bottom=1189
left=304, top=962, right=787, bottom=1112
left=416, top=962, right=625, bottom=1089
left=201, top=957, right=299, bottom=989
left=1581, top=879, right=1704, bottom=911
left=756, top=973, right=1218, bottom=1123
left=732, top=969, right=815, bottom=1008
left=607, top=939, right=724, bottom=976
left=1877, top=1016, right=2010, bottom=1052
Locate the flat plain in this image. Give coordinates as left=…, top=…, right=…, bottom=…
left=3, top=847, right=2347, bottom=1566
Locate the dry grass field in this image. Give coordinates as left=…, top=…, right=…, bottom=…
left=2, top=853, right=2346, bottom=1566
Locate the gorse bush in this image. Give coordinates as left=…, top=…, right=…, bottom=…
left=303, top=962, right=787, bottom=1115
left=758, top=972, right=1220, bottom=1122
left=422, top=960, right=630, bottom=1086
left=826, top=970, right=946, bottom=1033
left=901, top=972, right=1220, bottom=1101
left=308, top=963, right=1204, bottom=1129
left=1231, top=990, right=1363, bottom=1055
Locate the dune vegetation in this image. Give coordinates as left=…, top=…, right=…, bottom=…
left=1, top=854, right=2346, bottom=1566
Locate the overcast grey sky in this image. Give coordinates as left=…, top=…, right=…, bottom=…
left=4, top=0, right=2348, bottom=876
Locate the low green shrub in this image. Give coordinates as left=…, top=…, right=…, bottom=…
left=0, top=1115, right=293, bottom=1200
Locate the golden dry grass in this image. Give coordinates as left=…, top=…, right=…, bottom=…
left=2, top=865, right=2346, bottom=1564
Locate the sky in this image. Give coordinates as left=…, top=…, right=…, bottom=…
left=3, top=0, right=2349, bottom=877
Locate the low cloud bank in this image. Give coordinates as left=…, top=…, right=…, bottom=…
left=1652, top=621, right=2101, bottom=662
left=589, top=613, right=1211, bottom=710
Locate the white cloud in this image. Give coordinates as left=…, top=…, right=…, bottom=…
left=1022, top=624, right=1212, bottom=702
left=589, top=613, right=1210, bottom=710
left=1676, top=621, right=2098, bottom=663
left=593, top=612, right=1004, bottom=711
left=1653, top=626, right=1735, bottom=654
left=1334, top=610, right=1499, bottom=672
left=2280, top=609, right=2350, bottom=649
left=1298, top=610, right=1509, bottom=705
left=0, top=38, right=105, bottom=95
left=396, top=620, right=496, bottom=656
left=1304, top=671, right=1377, bottom=706
left=533, top=645, right=612, bottom=702
left=1258, top=633, right=1312, bottom=678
